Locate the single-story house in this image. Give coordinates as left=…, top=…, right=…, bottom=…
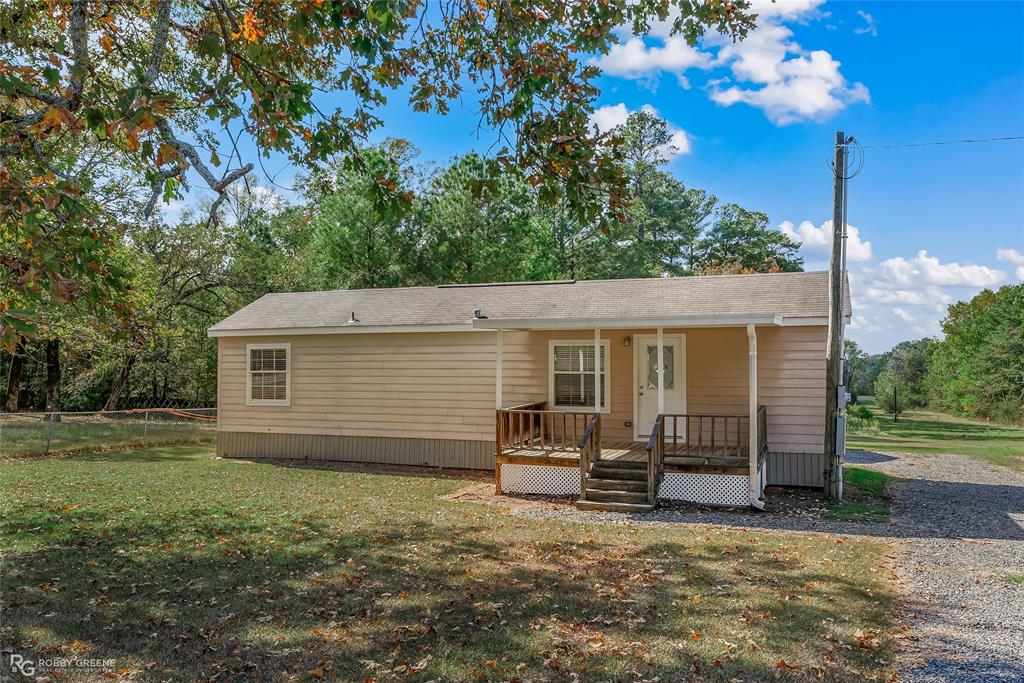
left=208, top=272, right=850, bottom=511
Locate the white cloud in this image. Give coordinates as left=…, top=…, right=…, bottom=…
left=593, top=0, right=866, bottom=125
left=594, top=36, right=710, bottom=86
left=779, top=219, right=873, bottom=262
left=589, top=103, right=692, bottom=158
left=157, top=198, right=188, bottom=217
left=854, top=10, right=878, bottom=37
left=996, top=247, right=1024, bottom=265
left=708, top=45, right=870, bottom=125
left=995, top=247, right=1024, bottom=279
left=877, top=250, right=1005, bottom=288
left=748, top=0, right=828, bottom=21
left=864, top=286, right=951, bottom=305
left=892, top=307, right=914, bottom=322
left=848, top=249, right=1014, bottom=351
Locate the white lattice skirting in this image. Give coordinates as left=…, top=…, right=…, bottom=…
left=659, top=473, right=750, bottom=507
left=500, top=464, right=580, bottom=496
left=500, top=464, right=759, bottom=507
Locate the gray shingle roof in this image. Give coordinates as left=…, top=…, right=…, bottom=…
left=209, top=271, right=851, bottom=333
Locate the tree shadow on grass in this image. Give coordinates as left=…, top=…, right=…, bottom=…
left=867, top=414, right=1024, bottom=440
left=251, top=454, right=1024, bottom=544
left=844, top=451, right=899, bottom=465
left=2, top=502, right=890, bottom=682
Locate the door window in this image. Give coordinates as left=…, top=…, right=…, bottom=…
left=645, top=345, right=675, bottom=390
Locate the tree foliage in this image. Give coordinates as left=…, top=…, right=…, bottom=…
left=873, top=368, right=910, bottom=417
left=694, top=204, right=803, bottom=273
left=2, top=131, right=811, bottom=411
left=0, top=0, right=756, bottom=348
left=927, top=284, right=1024, bottom=422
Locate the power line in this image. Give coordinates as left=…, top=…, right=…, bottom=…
left=859, top=135, right=1024, bottom=149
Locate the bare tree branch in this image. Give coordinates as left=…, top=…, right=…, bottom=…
left=66, top=0, right=90, bottom=111
left=142, top=0, right=173, bottom=90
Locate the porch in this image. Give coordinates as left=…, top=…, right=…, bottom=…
left=494, top=400, right=769, bottom=511
left=479, top=316, right=772, bottom=509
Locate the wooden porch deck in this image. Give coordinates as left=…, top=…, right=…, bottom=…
left=495, top=403, right=769, bottom=508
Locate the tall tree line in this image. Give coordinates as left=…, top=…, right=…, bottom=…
left=2, top=117, right=803, bottom=413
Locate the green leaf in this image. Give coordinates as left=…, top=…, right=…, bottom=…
left=162, top=177, right=179, bottom=203
left=42, top=66, right=60, bottom=86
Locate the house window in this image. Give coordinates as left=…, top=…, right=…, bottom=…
left=550, top=341, right=609, bottom=410
left=247, top=344, right=290, bottom=405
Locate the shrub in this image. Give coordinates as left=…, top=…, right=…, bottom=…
left=851, top=404, right=873, bottom=420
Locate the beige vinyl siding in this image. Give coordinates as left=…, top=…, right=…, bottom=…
left=218, top=324, right=827, bottom=457
left=756, top=326, right=827, bottom=455
left=219, top=331, right=525, bottom=441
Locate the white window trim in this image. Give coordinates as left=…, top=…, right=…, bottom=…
left=245, top=343, right=291, bottom=406
left=548, top=339, right=611, bottom=413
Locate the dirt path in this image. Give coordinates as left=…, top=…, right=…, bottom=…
left=845, top=450, right=1024, bottom=683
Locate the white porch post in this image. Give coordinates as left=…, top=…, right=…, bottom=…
left=656, top=327, right=665, bottom=415
left=495, top=328, right=503, bottom=409
left=747, top=324, right=764, bottom=509
left=593, top=327, right=601, bottom=413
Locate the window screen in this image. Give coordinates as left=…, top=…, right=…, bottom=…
left=552, top=343, right=606, bottom=408
left=249, top=347, right=288, bottom=402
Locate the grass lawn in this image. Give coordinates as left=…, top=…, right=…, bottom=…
left=1, top=445, right=899, bottom=682
left=848, top=401, right=1024, bottom=474
left=1, top=413, right=215, bottom=458
left=824, top=467, right=890, bottom=524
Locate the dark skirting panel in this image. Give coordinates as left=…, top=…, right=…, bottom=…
left=217, top=430, right=496, bottom=470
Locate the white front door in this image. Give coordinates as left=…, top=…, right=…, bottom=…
left=635, top=334, right=686, bottom=438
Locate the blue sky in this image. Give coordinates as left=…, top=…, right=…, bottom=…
left=173, top=1, right=1024, bottom=353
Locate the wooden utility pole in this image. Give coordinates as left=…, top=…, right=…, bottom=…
left=823, top=131, right=846, bottom=501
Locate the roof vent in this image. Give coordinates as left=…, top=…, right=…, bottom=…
left=348, top=311, right=360, bottom=323
left=473, top=309, right=487, bottom=320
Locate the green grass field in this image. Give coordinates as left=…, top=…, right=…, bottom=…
left=848, top=400, right=1024, bottom=474
left=1, top=444, right=898, bottom=682
left=823, top=466, right=890, bottom=523
left=1, top=413, right=215, bottom=457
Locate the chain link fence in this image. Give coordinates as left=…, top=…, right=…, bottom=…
left=0, top=408, right=217, bottom=458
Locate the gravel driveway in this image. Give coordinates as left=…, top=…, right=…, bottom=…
left=845, top=449, right=1024, bottom=683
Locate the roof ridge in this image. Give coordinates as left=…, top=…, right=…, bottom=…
left=257, top=271, right=827, bottom=297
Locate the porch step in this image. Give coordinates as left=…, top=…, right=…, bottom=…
left=584, top=489, right=650, bottom=504
left=575, top=499, right=655, bottom=513
left=590, top=465, right=646, bottom=481
left=595, top=459, right=646, bottom=469
left=586, top=477, right=648, bottom=492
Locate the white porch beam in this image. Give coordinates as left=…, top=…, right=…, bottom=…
left=656, top=327, right=665, bottom=415
left=594, top=327, right=601, bottom=414
left=495, top=328, right=504, bottom=409
left=747, top=324, right=764, bottom=509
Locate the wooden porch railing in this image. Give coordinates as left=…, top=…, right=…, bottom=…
left=496, top=401, right=596, bottom=455
left=577, top=413, right=601, bottom=501
left=645, top=414, right=666, bottom=504
left=657, top=408, right=767, bottom=460
left=756, top=405, right=769, bottom=466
